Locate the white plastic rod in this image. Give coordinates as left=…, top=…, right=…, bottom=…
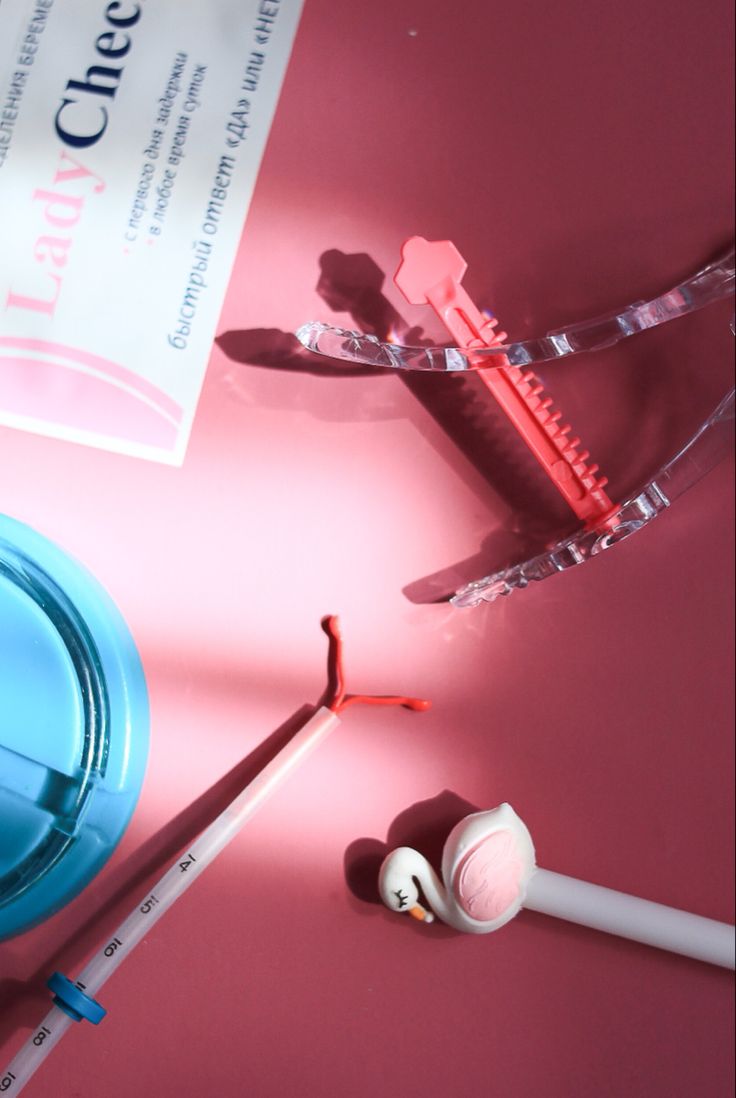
left=0, top=1008, right=72, bottom=1096
left=525, top=869, right=735, bottom=969
left=1, top=706, right=341, bottom=1096
left=78, top=705, right=340, bottom=998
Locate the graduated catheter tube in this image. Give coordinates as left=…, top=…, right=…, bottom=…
left=0, top=707, right=339, bottom=1096
left=1, top=618, right=429, bottom=1096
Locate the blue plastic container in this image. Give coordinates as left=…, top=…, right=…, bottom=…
left=0, top=515, right=149, bottom=939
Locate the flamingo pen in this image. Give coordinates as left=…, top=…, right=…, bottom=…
left=379, top=804, right=735, bottom=969
left=1, top=617, right=430, bottom=1097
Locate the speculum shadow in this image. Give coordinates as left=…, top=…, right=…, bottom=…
left=217, top=248, right=581, bottom=602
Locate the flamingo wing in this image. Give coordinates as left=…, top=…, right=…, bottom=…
left=452, top=830, right=525, bottom=923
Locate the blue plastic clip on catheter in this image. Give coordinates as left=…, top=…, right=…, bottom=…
left=0, top=618, right=429, bottom=1096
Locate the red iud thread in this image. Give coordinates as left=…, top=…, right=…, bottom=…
left=394, top=237, right=615, bottom=526
left=324, top=614, right=431, bottom=714
left=1, top=616, right=429, bottom=1097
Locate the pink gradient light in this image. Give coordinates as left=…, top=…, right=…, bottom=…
left=0, top=0, right=734, bottom=1095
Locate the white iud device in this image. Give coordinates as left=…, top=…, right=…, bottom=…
left=379, top=804, right=735, bottom=969
left=0, top=618, right=429, bottom=1097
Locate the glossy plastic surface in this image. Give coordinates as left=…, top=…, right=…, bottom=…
left=297, top=248, right=735, bottom=371
left=301, top=240, right=734, bottom=606
left=452, top=388, right=735, bottom=606
left=0, top=516, right=149, bottom=939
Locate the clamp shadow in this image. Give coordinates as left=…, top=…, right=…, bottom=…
left=217, top=248, right=582, bottom=601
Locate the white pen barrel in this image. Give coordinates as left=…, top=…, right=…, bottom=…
left=525, top=869, right=735, bottom=969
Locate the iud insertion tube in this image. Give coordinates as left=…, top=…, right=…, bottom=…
left=1, top=618, right=429, bottom=1096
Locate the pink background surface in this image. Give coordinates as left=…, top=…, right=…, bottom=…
left=1, top=1, right=734, bottom=1095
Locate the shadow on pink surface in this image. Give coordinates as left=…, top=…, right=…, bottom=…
left=344, top=792, right=736, bottom=973
left=217, top=246, right=716, bottom=600
left=0, top=703, right=317, bottom=1047
left=343, top=789, right=479, bottom=935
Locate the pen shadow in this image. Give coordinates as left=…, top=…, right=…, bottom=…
left=343, top=789, right=480, bottom=938
left=345, top=790, right=736, bottom=972
left=0, top=703, right=316, bottom=1046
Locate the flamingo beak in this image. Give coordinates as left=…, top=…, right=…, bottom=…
left=408, top=903, right=434, bottom=923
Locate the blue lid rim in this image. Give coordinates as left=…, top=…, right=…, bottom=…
left=0, top=539, right=110, bottom=908
left=0, top=515, right=149, bottom=939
